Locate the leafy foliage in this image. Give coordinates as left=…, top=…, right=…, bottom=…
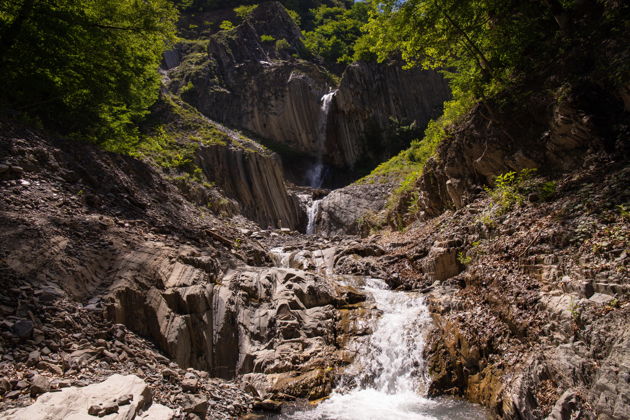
left=233, top=4, right=258, bottom=19
left=219, top=20, right=235, bottom=30
left=260, top=34, right=276, bottom=43
left=0, top=0, right=177, bottom=146
left=303, top=2, right=370, bottom=65
left=360, top=0, right=629, bottom=101
left=485, top=169, right=538, bottom=214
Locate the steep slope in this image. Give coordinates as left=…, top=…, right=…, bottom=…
left=141, top=95, right=304, bottom=230
left=326, top=81, right=629, bottom=418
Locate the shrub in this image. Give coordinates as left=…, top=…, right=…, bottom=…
left=219, top=20, right=234, bottom=31
left=260, top=34, right=276, bottom=43
left=234, top=5, right=258, bottom=20
left=275, top=39, right=291, bottom=51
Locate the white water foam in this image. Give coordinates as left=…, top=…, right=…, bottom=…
left=277, top=278, right=488, bottom=420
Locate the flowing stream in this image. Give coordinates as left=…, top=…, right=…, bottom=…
left=271, top=276, right=488, bottom=420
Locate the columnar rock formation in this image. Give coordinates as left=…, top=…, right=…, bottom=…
left=196, top=143, right=303, bottom=229
left=328, top=61, right=451, bottom=167
left=170, top=2, right=451, bottom=174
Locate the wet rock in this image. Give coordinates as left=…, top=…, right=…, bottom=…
left=254, top=399, right=282, bottom=412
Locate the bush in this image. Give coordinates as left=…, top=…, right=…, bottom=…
left=275, top=38, right=291, bottom=51
left=260, top=34, right=276, bottom=43
left=219, top=20, right=234, bottom=30
left=234, top=4, right=258, bottom=19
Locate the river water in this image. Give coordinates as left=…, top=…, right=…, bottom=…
left=271, top=278, right=488, bottom=420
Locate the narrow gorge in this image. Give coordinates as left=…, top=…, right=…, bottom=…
left=0, top=1, right=628, bottom=420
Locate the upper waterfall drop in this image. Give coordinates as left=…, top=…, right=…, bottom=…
left=305, top=90, right=337, bottom=189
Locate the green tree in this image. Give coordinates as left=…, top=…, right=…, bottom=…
left=304, top=2, right=370, bottom=65
left=360, top=0, right=563, bottom=99
left=0, top=0, right=177, bottom=148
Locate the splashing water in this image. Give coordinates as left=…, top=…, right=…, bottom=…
left=276, top=279, right=488, bottom=420
left=306, top=199, right=321, bottom=235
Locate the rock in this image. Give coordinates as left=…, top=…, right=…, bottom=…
left=182, top=394, right=209, bottom=415
left=137, top=403, right=175, bottom=419
left=3, top=374, right=152, bottom=420
left=588, top=293, right=615, bottom=305
left=315, top=183, right=393, bottom=236
left=30, top=374, right=51, bottom=396
left=181, top=377, right=199, bottom=392
left=0, top=377, right=10, bottom=395
left=88, top=400, right=119, bottom=417
left=12, top=319, right=34, bottom=338
left=27, top=350, right=41, bottom=365
left=254, top=399, right=282, bottom=412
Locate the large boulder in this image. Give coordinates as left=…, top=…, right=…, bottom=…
left=314, top=182, right=394, bottom=236
left=2, top=375, right=174, bottom=420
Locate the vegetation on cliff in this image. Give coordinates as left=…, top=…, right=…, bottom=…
left=359, top=0, right=629, bottom=227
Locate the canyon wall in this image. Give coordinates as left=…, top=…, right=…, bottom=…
left=169, top=2, right=451, bottom=172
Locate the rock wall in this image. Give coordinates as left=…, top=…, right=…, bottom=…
left=314, top=182, right=394, bottom=237
left=328, top=62, right=451, bottom=167
left=170, top=2, right=451, bottom=173
left=196, top=143, right=303, bottom=229
left=186, top=2, right=334, bottom=158
left=415, top=84, right=626, bottom=218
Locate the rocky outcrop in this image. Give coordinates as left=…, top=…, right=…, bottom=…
left=169, top=2, right=451, bottom=177
left=360, top=161, right=630, bottom=419
left=314, top=182, right=394, bottom=236
left=196, top=143, right=303, bottom=229
left=145, top=95, right=303, bottom=230
left=177, top=2, right=335, bottom=159
left=328, top=62, right=451, bottom=167
left=415, top=84, right=626, bottom=218
left=2, top=375, right=173, bottom=420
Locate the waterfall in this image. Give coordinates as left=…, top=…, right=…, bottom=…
left=277, top=278, right=489, bottom=420
left=306, top=199, right=322, bottom=235
left=305, top=90, right=337, bottom=188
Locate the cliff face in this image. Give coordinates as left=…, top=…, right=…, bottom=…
left=414, top=85, right=626, bottom=219
left=328, top=62, right=451, bottom=168
left=170, top=1, right=451, bottom=177
left=196, top=143, right=303, bottom=229
left=181, top=2, right=334, bottom=159
left=144, top=96, right=304, bottom=230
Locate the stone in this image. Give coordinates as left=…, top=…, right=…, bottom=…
left=0, top=377, right=10, bottom=395
left=254, top=399, right=282, bottom=412
left=28, top=350, right=41, bottom=365
left=588, top=293, right=615, bottom=305
left=2, top=374, right=152, bottom=420
left=88, top=400, right=119, bottom=417
left=181, top=378, right=199, bottom=392
left=12, top=319, right=34, bottom=338
left=182, top=395, right=209, bottom=415
left=137, top=403, right=175, bottom=419
left=30, top=374, right=51, bottom=396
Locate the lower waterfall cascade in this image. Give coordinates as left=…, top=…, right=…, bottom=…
left=266, top=274, right=489, bottom=420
